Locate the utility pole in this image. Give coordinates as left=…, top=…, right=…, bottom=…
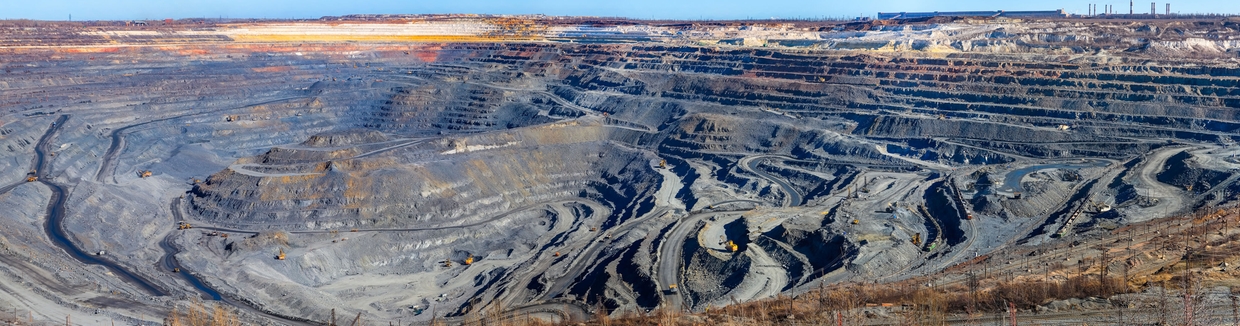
left=1185, top=291, right=1193, bottom=325
left=1008, top=301, right=1018, bottom=326
left=1130, top=0, right=1134, bottom=15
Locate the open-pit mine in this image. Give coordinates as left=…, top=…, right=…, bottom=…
left=4, top=14, right=1240, bottom=325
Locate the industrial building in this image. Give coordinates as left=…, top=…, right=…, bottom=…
left=877, top=9, right=1068, bottom=20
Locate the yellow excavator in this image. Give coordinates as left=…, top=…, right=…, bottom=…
left=464, top=254, right=474, bottom=265
left=659, top=159, right=667, bottom=169
left=442, top=259, right=453, bottom=267
left=26, top=176, right=37, bottom=182
left=277, top=248, right=286, bottom=260
left=912, top=233, right=921, bottom=246
left=726, top=240, right=738, bottom=252
left=139, top=170, right=152, bottom=178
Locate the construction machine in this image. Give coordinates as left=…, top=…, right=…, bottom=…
left=26, top=176, right=37, bottom=182
left=553, top=251, right=561, bottom=257
left=464, top=254, right=474, bottom=265
left=668, top=283, right=678, bottom=294
left=658, top=159, right=667, bottom=169
left=912, top=233, right=921, bottom=246
left=589, top=227, right=597, bottom=232
left=177, top=222, right=192, bottom=230
left=442, top=259, right=453, bottom=267
left=173, top=268, right=180, bottom=273
left=726, top=240, right=738, bottom=252
left=277, top=248, right=286, bottom=260
left=140, top=170, right=152, bottom=178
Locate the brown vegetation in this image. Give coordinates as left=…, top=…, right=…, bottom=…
left=165, top=300, right=239, bottom=326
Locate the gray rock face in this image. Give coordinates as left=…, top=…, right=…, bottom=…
left=2, top=18, right=1240, bottom=325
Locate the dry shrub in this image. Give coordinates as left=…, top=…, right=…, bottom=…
left=165, top=299, right=239, bottom=326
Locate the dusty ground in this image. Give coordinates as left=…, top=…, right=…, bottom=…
left=1, top=15, right=1240, bottom=325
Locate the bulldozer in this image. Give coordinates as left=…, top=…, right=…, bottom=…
left=139, top=170, right=152, bottom=178
left=26, top=176, right=37, bottom=182
left=277, top=248, right=286, bottom=260
left=726, top=240, right=738, bottom=252
left=442, top=259, right=453, bottom=267
left=464, top=254, right=474, bottom=265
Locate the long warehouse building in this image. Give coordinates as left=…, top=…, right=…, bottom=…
left=877, top=9, right=1068, bottom=19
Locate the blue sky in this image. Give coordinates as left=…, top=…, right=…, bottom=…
left=4, top=0, right=1238, bottom=21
